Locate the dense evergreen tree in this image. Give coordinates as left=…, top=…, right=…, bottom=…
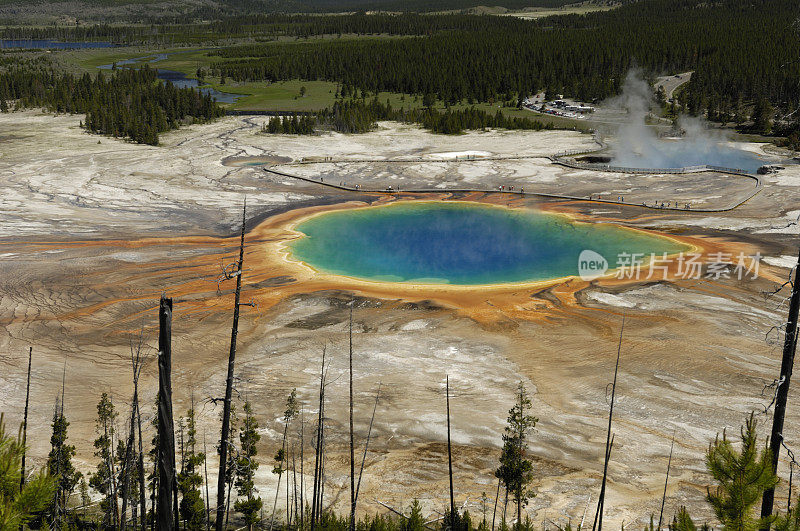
left=705, top=413, right=778, bottom=531
left=263, top=114, right=317, bottom=134
left=235, top=400, right=262, bottom=530
left=45, top=401, right=81, bottom=525
left=178, top=406, right=206, bottom=530
left=671, top=507, right=705, bottom=531
left=261, top=98, right=553, bottom=136
left=404, top=500, right=425, bottom=531
left=78, top=478, right=90, bottom=520
left=0, top=400, right=795, bottom=529
left=89, top=392, right=119, bottom=528
left=0, top=60, right=223, bottom=145
left=0, top=4, right=580, bottom=34
left=0, top=416, right=55, bottom=529
left=751, top=98, right=775, bottom=136
left=775, top=500, right=800, bottom=531
left=5, top=1, right=799, bottom=136
left=496, top=383, right=537, bottom=531
left=199, top=0, right=799, bottom=129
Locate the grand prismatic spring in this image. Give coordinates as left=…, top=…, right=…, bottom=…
left=288, top=202, right=690, bottom=285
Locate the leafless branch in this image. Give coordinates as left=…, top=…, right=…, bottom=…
left=763, top=279, right=794, bottom=299
left=760, top=376, right=786, bottom=414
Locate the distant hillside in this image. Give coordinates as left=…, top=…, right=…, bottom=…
left=290, top=0, right=587, bottom=11
left=0, top=0, right=593, bottom=24
left=0, top=0, right=210, bottom=24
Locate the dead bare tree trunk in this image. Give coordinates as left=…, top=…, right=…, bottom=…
left=122, top=333, right=147, bottom=527
left=158, top=294, right=177, bottom=531
left=173, top=475, right=179, bottom=531
left=151, top=433, right=158, bottom=531
left=51, top=394, right=63, bottom=531
left=60, top=364, right=66, bottom=521
left=19, top=347, right=32, bottom=494
left=287, top=443, right=291, bottom=526
left=216, top=200, right=247, bottom=531
left=292, top=443, right=299, bottom=526
left=595, top=434, right=615, bottom=531
left=121, top=410, right=135, bottom=527
left=109, top=394, right=121, bottom=528
left=447, top=375, right=455, bottom=523
left=592, top=318, right=624, bottom=531
left=657, top=431, right=676, bottom=530
left=137, top=399, right=147, bottom=531
left=761, top=246, right=800, bottom=526
left=491, top=476, right=501, bottom=531
left=204, top=432, right=211, bottom=531
left=502, top=486, right=508, bottom=525
left=269, top=422, right=289, bottom=531
left=311, top=348, right=326, bottom=531
left=349, top=303, right=356, bottom=531
left=225, top=471, right=234, bottom=528
left=179, top=421, right=186, bottom=477
left=354, top=385, right=380, bottom=507
left=49, top=361, right=67, bottom=531
left=318, top=404, right=326, bottom=521
left=132, top=331, right=148, bottom=530
left=300, top=410, right=305, bottom=530
left=133, top=494, right=139, bottom=530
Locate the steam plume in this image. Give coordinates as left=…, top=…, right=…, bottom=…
left=607, top=70, right=762, bottom=172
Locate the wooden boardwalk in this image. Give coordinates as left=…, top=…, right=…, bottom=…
left=263, top=158, right=762, bottom=213
left=261, top=132, right=763, bottom=213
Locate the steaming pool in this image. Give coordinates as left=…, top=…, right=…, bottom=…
left=288, top=202, right=689, bottom=285
left=611, top=139, right=767, bottom=174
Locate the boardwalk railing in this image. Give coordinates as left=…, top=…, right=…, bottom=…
left=262, top=162, right=762, bottom=213
left=551, top=133, right=759, bottom=182
left=259, top=129, right=761, bottom=213
left=551, top=155, right=760, bottom=183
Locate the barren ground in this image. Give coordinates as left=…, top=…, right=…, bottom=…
left=2, top=110, right=800, bottom=528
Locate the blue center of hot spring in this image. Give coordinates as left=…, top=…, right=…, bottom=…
left=288, top=202, right=688, bottom=285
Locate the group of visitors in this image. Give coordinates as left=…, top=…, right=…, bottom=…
left=589, top=193, right=622, bottom=202
left=587, top=194, right=692, bottom=210
left=652, top=201, right=692, bottom=209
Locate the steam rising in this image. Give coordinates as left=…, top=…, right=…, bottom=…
left=608, top=71, right=763, bottom=173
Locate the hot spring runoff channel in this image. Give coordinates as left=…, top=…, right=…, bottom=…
left=288, top=202, right=689, bottom=285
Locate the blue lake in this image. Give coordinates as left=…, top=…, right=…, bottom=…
left=97, top=54, right=168, bottom=69
left=1, top=39, right=114, bottom=49
left=156, top=69, right=242, bottom=104
left=289, top=202, right=688, bottom=285
left=98, top=54, right=243, bottom=104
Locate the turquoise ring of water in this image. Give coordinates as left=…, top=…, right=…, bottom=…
left=286, top=201, right=690, bottom=286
